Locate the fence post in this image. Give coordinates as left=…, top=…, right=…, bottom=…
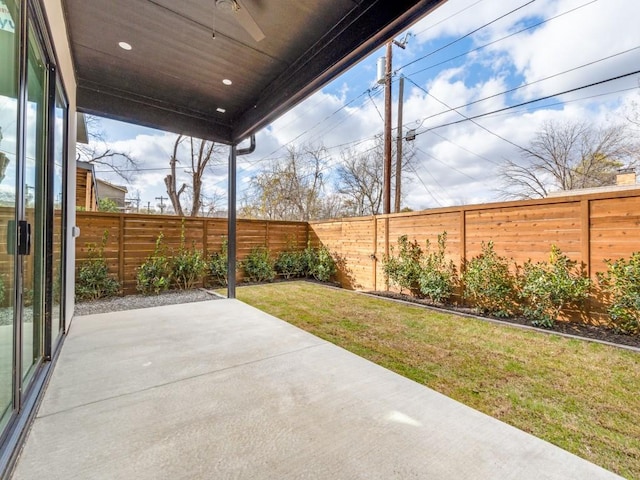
left=372, top=216, right=377, bottom=291
left=581, top=199, right=591, bottom=278
left=118, top=213, right=125, bottom=289
left=202, top=219, right=208, bottom=257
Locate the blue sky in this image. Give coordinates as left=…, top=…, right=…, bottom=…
left=91, top=0, right=640, bottom=213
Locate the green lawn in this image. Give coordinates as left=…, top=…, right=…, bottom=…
left=231, top=281, right=640, bottom=479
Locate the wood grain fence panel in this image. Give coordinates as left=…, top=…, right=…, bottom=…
left=590, top=196, right=640, bottom=274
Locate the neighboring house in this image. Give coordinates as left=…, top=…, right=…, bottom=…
left=95, top=179, right=128, bottom=210
left=75, top=161, right=98, bottom=211
left=547, top=168, right=639, bottom=198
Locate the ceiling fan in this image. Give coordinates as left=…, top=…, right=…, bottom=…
left=215, top=0, right=265, bottom=42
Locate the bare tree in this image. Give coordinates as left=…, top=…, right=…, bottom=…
left=164, top=135, right=224, bottom=216
left=499, top=120, right=638, bottom=199
left=76, top=115, right=138, bottom=181
left=242, top=143, right=329, bottom=221
left=336, top=135, right=415, bottom=216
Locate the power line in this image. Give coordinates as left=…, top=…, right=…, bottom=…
left=407, top=44, right=640, bottom=130
left=411, top=0, right=486, bottom=39
left=402, top=0, right=599, bottom=77
left=400, top=0, right=538, bottom=72
left=413, top=69, right=640, bottom=137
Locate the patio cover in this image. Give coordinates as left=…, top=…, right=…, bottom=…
left=62, top=0, right=447, bottom=144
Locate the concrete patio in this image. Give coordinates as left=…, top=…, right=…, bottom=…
left=11, top=299, right=621, bottom=479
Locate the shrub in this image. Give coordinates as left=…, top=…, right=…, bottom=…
left=275, top=248, right=306, bottom=279
left=308, top=244, right=337, bottom=282
left=383, top=235, right=423, bottom=296
left=171, top=221, right=207, bottom=290
left=463, top=241, right=518, bottom=317
left=75, top=231, right=120, bottom=301
left=598, top=252, right=640, bottom=335
left=418, top=232, right=458, bottom=303
left=241, top=246, right=275, bottom=282
left=137, top=233, right=172, bottom=295
left=518, top=245, right=590, bottom=328
left=208, top=238, right=229, bottom=286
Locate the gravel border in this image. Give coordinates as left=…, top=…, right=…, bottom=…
left=74, top=288, right=222, bottom=316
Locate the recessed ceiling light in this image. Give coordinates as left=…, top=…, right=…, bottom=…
left=118, top=42, right=132, bottom=51
left=222, top=79, right=232, bottom=86
left=216, top=107, right=226, bottom=113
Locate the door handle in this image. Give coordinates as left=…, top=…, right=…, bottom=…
left=17, top=220, right=31, bottom=255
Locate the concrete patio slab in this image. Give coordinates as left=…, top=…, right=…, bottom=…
left=11, top=300, right=621, bottom=479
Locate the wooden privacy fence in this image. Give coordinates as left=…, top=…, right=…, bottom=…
left=76, top=188, right=640, bottom=301
left=75, top=212, right=309, bottom=294
left=309, top=189, right=640, bottom=293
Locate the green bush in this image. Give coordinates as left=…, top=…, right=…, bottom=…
left=383, top=235, right=423, bottom=296
left=208, top=239, right=229, bottom=286
left=418, top=232, right=458, bottom=303
left=463, top=241, right=518, bottom=317
left=275, top=248, right=306, bottom=279
left=75, top=231, right=120, bottom=301
left=308, top=244, right=337, bottom=282
left=137, top=233, right=172, bottom=295
left=241, top=246, right=275, bottom=282
left=598, top=252, right=640, bottom=335
left=518, top=245, right=590, bottom=328
left=171, top=221, right=207, bottom=290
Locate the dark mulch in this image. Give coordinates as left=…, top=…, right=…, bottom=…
left=369, top=291, right=640, bottom=350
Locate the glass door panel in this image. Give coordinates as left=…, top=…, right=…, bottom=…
left=51, top=87, right=65, bottom=345
left=0, top=0, right=18, bottom=432
left=22, top=24, right=46, bottom=386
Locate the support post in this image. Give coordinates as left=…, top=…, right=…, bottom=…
left=227, top=145, right=237, bottom=299
left=394, top=76, right=404, bottom=213
left=383, top=41, right=392, bottom=215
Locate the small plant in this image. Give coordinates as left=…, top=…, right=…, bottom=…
left=171, top=220, right=207, bottom=290
left=383, top=235, right=423, bottom=296
left=518, top=245, right=590, bottom=328
left=463, top=241, right=518, bottom=317
left=418, top=232, right=458, bottom=303
left=598, top=252, right=640, bottom=335
left=208, top=238, right=229, bottom=286
left=275, top=248, right=306, bottom=279
left=75, top=231, right=120, bottom=301
left=308, top=244, right=337, bottom=282
left=241, top=246, right=275, bottom=282
left=136, top=233, right=172, bottom=295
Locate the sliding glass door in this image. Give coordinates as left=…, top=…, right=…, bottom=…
left=0, top=0, right=19, bottom=434
left=0, top=0, right=68, bottom=447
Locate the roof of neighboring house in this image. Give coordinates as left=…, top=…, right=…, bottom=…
left=95, top=178, right=128, bottom=194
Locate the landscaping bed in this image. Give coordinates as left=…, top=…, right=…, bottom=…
left=369, top=290, right=640, bottom=350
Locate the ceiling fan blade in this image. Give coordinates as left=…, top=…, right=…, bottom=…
left=235, top=0, right=265, bottom=42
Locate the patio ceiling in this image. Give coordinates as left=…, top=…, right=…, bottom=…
left=62, top=0, right=447, bottom=144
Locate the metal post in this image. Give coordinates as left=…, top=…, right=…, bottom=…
left=395, top=76, right=404, bottom=213
left=227, top=144, right=237, bottom=299
left=383, top=41, right=392, bottom=215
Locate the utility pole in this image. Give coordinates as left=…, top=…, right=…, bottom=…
left=155, top=195, right=167, bottom=214
left=147, top=201, right=151, bottom=213
left=394, top=75, right=405, bottom=213
left=383, top=41, right=393, bottom=215
left=381, top=36, right=408, bottom=215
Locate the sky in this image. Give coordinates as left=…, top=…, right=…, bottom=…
left=90, top=0, right=640, bottom=213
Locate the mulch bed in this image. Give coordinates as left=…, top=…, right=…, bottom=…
left=368, top=291, right=640, bottom=350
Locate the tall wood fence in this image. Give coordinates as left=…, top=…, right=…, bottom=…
left=309, top=189, right=640, bottom=294
left=75, top=212, right=308, bottom=294
left=76, top=188, right=640, bottom=304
